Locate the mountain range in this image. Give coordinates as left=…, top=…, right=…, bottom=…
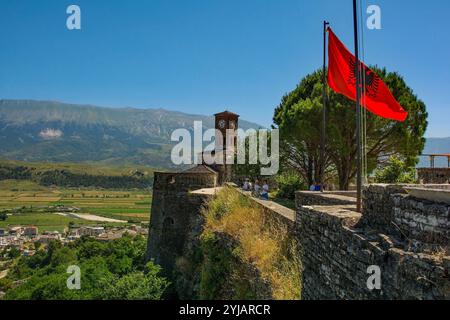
left=0, top=99, right=260, bottom=168
left=0, top=99, right=448, bottom=169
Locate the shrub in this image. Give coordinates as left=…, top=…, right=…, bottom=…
left=374, top=156, right=417, bottom=184
left=275, top=171, right=305, bottom=199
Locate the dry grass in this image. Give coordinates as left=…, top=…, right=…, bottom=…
left=202, top=187, right=301, bottom=300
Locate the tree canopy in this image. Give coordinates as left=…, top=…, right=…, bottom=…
left=1, top=235, right=169, bottom=300
left=273, top=68, right=428, bottom=190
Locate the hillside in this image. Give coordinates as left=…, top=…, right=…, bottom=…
left=0, top=100, right=261, bottom=168
left=0, top=159, right=154, bottom=189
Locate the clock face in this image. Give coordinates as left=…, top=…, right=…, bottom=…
left=229, top=120, right=236, bottom=129
left=218, top=119, right=226, bottom=129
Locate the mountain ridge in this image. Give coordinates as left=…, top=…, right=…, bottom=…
left=0, top=99, right=261, bottom=168
left=0, top=99, right=448, bottom=169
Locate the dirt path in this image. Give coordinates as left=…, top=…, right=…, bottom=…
left=54, top=212, right=127, bottom=223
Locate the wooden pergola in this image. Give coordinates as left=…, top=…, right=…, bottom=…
left=421, top=154, right=450, bottom=168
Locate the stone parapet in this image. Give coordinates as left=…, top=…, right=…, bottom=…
left=296, top=204, right=450, bottom=300
left=418, top=168, right=450, bottom=184
left=296, top=191, right=357, bottom=207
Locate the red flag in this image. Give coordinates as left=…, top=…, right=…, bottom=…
left=327, top=28, right=408, bottom=122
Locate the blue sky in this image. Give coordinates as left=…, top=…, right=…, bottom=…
left=0, top=0, right=449, bottom=137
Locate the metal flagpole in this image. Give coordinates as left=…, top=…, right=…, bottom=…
left=321, top=20, right=329, bottom=192
left=353, top=0, right=362, bottom=212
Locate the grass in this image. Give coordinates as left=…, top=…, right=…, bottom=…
left=199, top=187, right=301, bottom=300
left=0, top=180, right=47, bottom=192
left=0, top=213, right=100, bottom=233
left=0, top=179, right=152, bottom=231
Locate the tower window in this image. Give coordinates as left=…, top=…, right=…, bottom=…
left=163, top=217, right=175, bottom=228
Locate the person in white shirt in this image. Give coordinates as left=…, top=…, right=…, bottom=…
left=253, top=180, right=261, bottom=197
left=243, top=178, right=250, bottom=191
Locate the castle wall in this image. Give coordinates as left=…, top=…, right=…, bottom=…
left=147, top=173, right=450, bottom=299
left=296, top=191, right=356, bottom=207
left=146, top=171, right=218, bottom=276
left=361, top=184, right=408, bottom=234
left=296, top=185, right=450, bottom=300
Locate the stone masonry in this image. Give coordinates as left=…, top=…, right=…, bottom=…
left=146, top=170, right=217, bottom=276
left=418, top=168, right=450, bottom=184
left=297, top=185, right=450, bottom=300
left=296, top=191, right=357, bottom=207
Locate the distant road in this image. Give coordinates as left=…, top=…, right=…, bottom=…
left=54, top=212, right=127, bottom=223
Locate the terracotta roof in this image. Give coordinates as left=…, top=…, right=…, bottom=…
left=214, top=110, right=240, bottom=117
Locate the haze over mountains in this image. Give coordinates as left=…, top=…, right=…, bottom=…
left=0, top=99, right=260, bottom=168
left=0, top=99, right=448, bottom=169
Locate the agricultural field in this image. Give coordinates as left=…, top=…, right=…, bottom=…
left=0, top=179, right=152, bottom=232
left=0, top=159, right=158, bottom=177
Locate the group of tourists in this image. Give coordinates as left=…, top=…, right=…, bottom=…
left=309, top=182, right=325, bottom=192
left=242, top=178, right=270, bottom=200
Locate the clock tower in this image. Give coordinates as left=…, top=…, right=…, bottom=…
left=214, top=110, right=239, bottom=152
left=198, top=110, right=239, bottom=184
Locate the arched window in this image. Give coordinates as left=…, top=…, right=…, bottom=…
left=163, top=217, right=175, bottom=228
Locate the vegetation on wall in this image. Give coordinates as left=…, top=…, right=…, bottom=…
left=178, top=187, right=301, bottom=300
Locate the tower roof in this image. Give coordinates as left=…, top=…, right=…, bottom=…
left=184, top=165, right=218, bottom=174
left=214, top=110, right=240, bottom=118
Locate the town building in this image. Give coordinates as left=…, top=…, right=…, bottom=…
left=22, top=249, right=36, bottom=257
left=8, top=227, right=22, bottom=236
left=79, top=226, right=105, bottom=237
left=37, top=234, right=61, bottom=244
left=0, top=235, right=24, bottom=248
left=23, top=226, right=38, bottom=237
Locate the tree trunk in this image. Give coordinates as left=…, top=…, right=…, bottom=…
left=307, top=157, right=313, bottom=186
left=337, top=158, right=351, bottom=190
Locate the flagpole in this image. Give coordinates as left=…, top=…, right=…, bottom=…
left=321, top=20, right=329, bottom=192
left=353, top=0, right=362, bottom=212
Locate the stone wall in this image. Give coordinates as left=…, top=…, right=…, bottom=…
left=362, top=184, right=450, bottom=240
left=362, top=184, right=408, bottom=234
left=146, top=171, right=218, bottom=276
left=392, top=194, right=450, bottom=245
left=296, top=185, right=450, bottom=300
left=148, top=174, right=450, bottom=300
left=236, top=187, right=296, bottom=227
left=418, top=168, right=450, bottom=184
left=296, top=191, right=356, bottom=207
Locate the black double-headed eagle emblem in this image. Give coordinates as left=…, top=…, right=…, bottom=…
left=348, top=57, right=380, bottom=98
